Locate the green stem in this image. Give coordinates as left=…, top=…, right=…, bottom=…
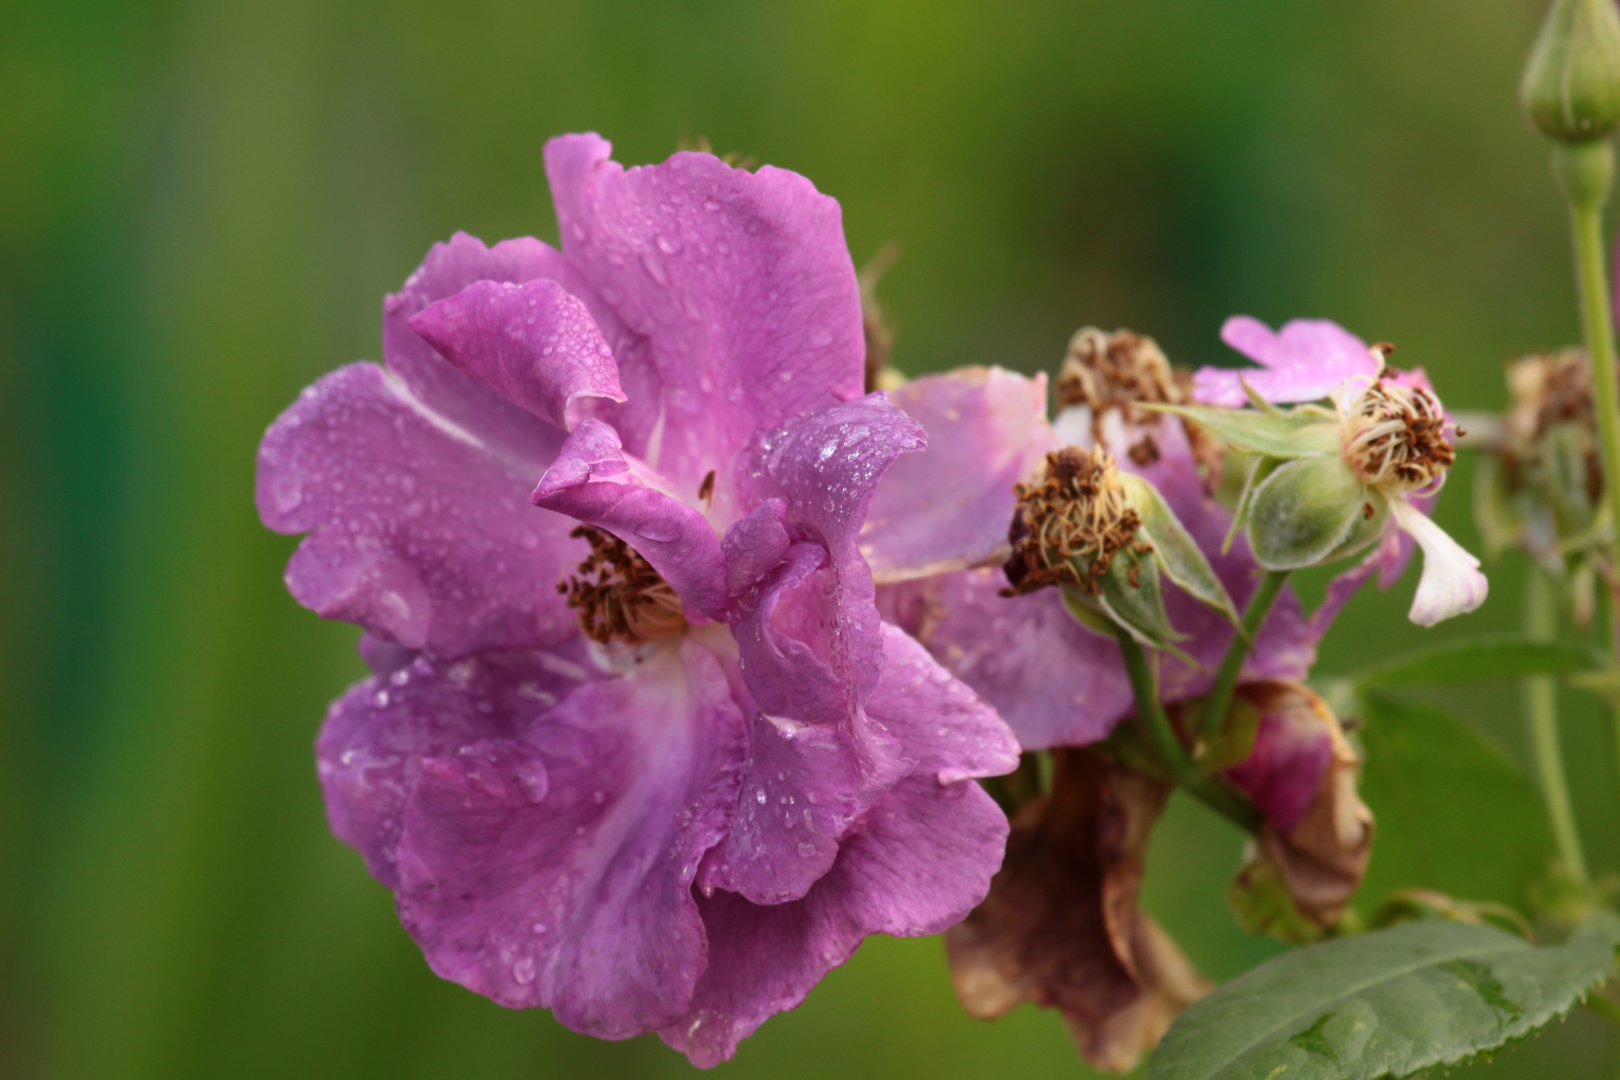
left=1554, top=139, right=1620, bottom=869
left=1556, top=141, right=1620, bottom=579
left=1198, top=569, right=1290, bottom=744
left=1114, top=626, right=1263, bottom=833
left=1525, top=568, right=1590, bottom=888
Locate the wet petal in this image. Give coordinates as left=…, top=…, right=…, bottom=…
left=862, top=367, right=1057, bottom=584
left=1194, top=316, right=1381, bottom=407
left=666, top=772, right=1009, bottom=1067
left=1389, top=496, right=1489, bottom=626
left=256, top=363, right=580, bottom=656
left=394, top=637, right=749, bottom=1037
left=544, top=133, right=865, bottom=491
left=533, top=418, right=729, bottom=621
left=408, top=278, right=626, bottom=431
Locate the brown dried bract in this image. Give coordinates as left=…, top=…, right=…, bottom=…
left=559, top=525, right=687, bottom=644
left=946, top=750, right=1209, bottom=1074
left=1002, top=446, right=1143, bottom=596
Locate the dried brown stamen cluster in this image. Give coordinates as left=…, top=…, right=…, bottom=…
left=1003, top=446, right=1147, bottom=596
left=1341, top=378, right=1455, bottom=493
left=1057, top=327, right=1221, bottom=476
left=559, top=525, right=687, bottom=644
left=1503, top=348, right=1603, bottom=503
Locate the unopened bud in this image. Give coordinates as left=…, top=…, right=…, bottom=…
left=1522, top=0, right=1620, bottom=143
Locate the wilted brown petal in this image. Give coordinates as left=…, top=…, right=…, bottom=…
left=945, top=749, right=1209, bottom=1073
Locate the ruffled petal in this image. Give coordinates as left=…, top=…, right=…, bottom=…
left=1389, top=496, right=1489, bottom=626
left=665, top=774, right=1009, bottom=1067
left=315, top=644, right=597, bottom=889
left=256, top=363, right=580, bottom=656
left=862, top=367, right=1057, bottom=584
left=383, top=232, right=624, bottom=457
left=544, top=133, right=865, bottom=490
left=532, top=418, right=729, bottom=621
left=393, top=636, right=749, bottom=1038
left=408, top=278, right=625, bottom=431
left=1194, top=316, right=1381, bottom=407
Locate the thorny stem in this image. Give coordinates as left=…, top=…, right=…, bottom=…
left=1114, top=625, right=1264, bottom=833
left=1197, top=569, right=1290, bottom=744
left=1555, top=139, right=1620, bottom=847
left=1525, top=568, right=1590, bottom=888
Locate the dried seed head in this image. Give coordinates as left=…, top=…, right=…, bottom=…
left=560, top=525, right=687, bottom=644
left=1508, top=347, right=1595, bottom=442
left=1057, top=327, right=1223, bottom=483
left=1340, top=377, right=1455, bottom=494
left=1003, top=446, right=1144, bottom=596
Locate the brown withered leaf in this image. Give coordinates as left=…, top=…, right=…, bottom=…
left=946, top=749, right=1209, bottom=1073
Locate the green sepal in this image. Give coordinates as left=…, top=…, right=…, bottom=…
left=1145, top=402, right=1339, bottom=459
left=1195, top=693, right=1260, bottom=773
left=1120, top=471, right=1241, bottom=628
left=1223, top=455, right=1280, bottom=554
left=1246, top=455, right=1367, bottom=571
left=1227, top=841, right=1327, bottom=946
left=1095, top=547, right=1194, bottom=661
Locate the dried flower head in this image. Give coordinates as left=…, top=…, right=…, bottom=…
left=1339, top=376, right=1455, bottom=494
left=560, top=525, right=688, bottom=644
left=1003, top=446, right=1145, bottom=596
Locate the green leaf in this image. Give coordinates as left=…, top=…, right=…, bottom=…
left=1121, top=471, right=1240, bottom=626
left=1351, top=636, right=1605, bottom=690
left=1247, top=455, right=1366, bottom=571
left=1356, top=692, right=1553, bottom=909
left=1147, top=915, right=1620, bottom=1080
left=1146, top=403, right=1340, bottom=459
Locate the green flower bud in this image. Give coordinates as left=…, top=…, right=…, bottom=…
left=1246, top=455, right=1367, bottom=572
left=1522, top=0, right=1620, bottom=143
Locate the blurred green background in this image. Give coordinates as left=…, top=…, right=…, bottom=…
left=4, top=0, right=1618, bottom=1076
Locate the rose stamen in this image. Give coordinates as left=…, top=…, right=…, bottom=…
left=1003, top=446, right=1144, bottom=596
left=560, top=525, right=688, bottom=644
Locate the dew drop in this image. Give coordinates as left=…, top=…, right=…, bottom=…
left=656, top=234, right=682, bottom=255
left=512, top=956, right=536, bottom=985
left=797, top=840, right=817, bottom=858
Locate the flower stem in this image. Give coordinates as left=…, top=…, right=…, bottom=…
left=1197, top=569, right=1290, bottom=744
left=1525, top=567, right=1590, bottom=888
left=1113, top=626, right=1263, bottom=833
left=1556, top=141, right=1620, bottom=580
left=1554, top=139, right=1620, bottom=867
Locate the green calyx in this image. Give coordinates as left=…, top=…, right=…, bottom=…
left=1522, top=0, right=1620, bottom=143
left=1246, top=455, right=1372, bottom=571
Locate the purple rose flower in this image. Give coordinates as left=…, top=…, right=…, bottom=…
left=257, top=133, right=1018, bottom=1066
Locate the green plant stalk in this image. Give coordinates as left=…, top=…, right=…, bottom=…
left=1554, top=138, right=1620, bottom=844
left=1525, top=568, right=1590, bottom=887
left=1113, top=625, right=1264, bottom=833
left=1198, top=569, right=1290, bottom=743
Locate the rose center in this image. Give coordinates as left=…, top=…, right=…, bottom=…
left=560, top=526, right=688, bottom=644
left=1003, top=446, right=1144, bottom=596
left=1341, top=379, right=1455, bottom=493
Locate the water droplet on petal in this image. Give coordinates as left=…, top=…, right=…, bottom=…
left=656, top=234, right=681, bottom=255
left=797, top=841, right=817, bottom=858
left=513, top=956, right=536, bottom=985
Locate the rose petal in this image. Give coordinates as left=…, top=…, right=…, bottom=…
left=533, top=418, right=729, bottom=622
left=408, top=278, right=626, bottom=431
left=1194, top=316, right=1381, bottom=407
left=315, top=644, right=597, bottom=890
left=256, top=363, right=580, bottom=656
left=1222, top=683, right=1336, bottom=833
left=394, top=636, right=749, bottom=1037
left=544, top=133, right=865, bottom=492
left=1389, top=496, right=1489, bottom=626
left=665, top=773, right=1009, bottom=1067
left=862, top=367, right=1057, bottom=584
